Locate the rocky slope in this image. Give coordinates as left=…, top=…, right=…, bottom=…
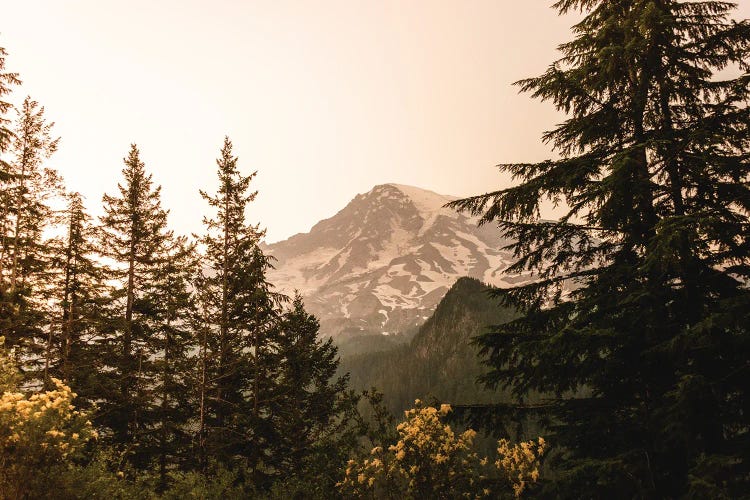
left=264, top=183, right=525, bottom=339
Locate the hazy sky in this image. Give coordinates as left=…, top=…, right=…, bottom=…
left=2, top=1, right=749, bottom=242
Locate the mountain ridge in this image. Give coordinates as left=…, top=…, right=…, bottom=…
left=339, top=276, right=518, bottom=415
left=264, top=183, right=525, bottom=339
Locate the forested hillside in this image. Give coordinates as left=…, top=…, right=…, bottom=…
left=341, top=277, right=517, bottom=415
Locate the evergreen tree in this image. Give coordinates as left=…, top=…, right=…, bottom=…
left=194, top=136, right=283, bottom=471
left=141, top=234, right=198, bottom=487
left=0, top=46, right=19, bottom=345
left=99, top=144, right=171, bottom=447
left=268, top=294, right=350, bottom=480
left=450, top=1, right=750, bottom=496
left=45, top=192, right=109, bottom=397
left=0, top=45, right=20, bottom=173
left=0, top=97, right=60, bottom=380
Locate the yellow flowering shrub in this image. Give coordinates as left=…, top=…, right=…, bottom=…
left=0, top=340, right=97, bottom=499
left=497, top=437, right=547, bottom=497
left=338, top=400, right=547, bottom=498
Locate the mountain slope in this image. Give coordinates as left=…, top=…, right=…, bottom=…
left=265, top=184, right=522, bottom=339
left=338, top=277, right=518, bottom=415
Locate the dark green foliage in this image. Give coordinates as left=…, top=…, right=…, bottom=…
left=449, top=1, right=750, bottom=497
left=0, top=45, right=20, bottom=168
left=0, top=96, right=60, bottom=380
left=341, top=277, right=518, bottom=416
left=98, top=144, right=173, bottom=450
left=194, top=136, right=283, bottom=471
left=45, top=192, right=109, bottom=396
left=139, top=235, right=198, bottom=486
left=267, top=294, right=352, bottom=482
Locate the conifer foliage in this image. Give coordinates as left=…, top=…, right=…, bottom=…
left=450, top=1, right=750, bottom=496
left=45, top=192, right=108, bottom=393
left=270, top=293, right=350, bottom=479
left=194, top=136, right=283, bottom=472
left=99, top=144, right=173, bottom=450
left=0, top=96, right=60, bottom=378
left=0, top=46, right=19, bottom=168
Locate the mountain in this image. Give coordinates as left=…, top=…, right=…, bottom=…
left=338, top=277, right=518, bottom=415
left=265, top=183, right=525, bottom=340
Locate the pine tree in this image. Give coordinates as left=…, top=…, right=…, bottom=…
left=0, top=97, right=60, bottom=380
left=45, top=192, right=109, bottom=397
left=268, top=294, right=350, bottom=481
left=140, top=234, right=198, bottom=487
left=0, top=47, right=18, bottom=338
left=0, top=45, right=20, bottom=173
left=194, top=136, right=283, bottom=470
left=99, top=144, right=171, bottom=447
left=450, top=2, right=750, bottom=496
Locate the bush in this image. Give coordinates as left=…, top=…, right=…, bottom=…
left=0, top=337, right=98, bottom=498
left=338, top=400, right=546, bottom=498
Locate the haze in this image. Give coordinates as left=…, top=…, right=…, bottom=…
left=3, top=1, right=748, bottom=242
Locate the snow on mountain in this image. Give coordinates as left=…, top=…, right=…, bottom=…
left=264, top=184, right=524, bottom=340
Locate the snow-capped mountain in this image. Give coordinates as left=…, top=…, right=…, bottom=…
left=265, top=183, right=524, bottom=339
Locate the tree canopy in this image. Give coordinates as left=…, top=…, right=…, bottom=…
left=449, top=1, right=750, bottom=497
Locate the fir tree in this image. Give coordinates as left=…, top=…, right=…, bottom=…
left=45, top=192, right=109, bottom=397
left=140, top=234, right=198, bottom=487
left=0, top=45, right=20, bottom=173
left=0, top=47, right=18, bottom=334
left=450, top=1, right=750, bottom=496
left=194, top=136, right=283, bottom=470
left=268, top=293, right=350, bottom=481
left=99, top=144, right=171, bottom=446
left=0, top=97, right=60, bottom=380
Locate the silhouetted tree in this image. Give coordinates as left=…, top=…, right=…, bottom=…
left=268, top=294, right=349, bottom=479
left=45, top=192, right=109, bottom=398
left=194, top=136, right=283, bottom=471
left=99, top=144, right=171, bottom=447
left=450, top=1, right=750, bottom=497
left=0, top=97, right=60, bottom=381
left=141, top=235, right=198, bottom=487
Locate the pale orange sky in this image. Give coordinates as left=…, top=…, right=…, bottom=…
left=2, top=1, right=748, bottom=242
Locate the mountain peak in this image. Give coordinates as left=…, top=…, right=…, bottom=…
left=266, top=183, right=519, bottom=339
left=365, top=183, right=457, bottom=212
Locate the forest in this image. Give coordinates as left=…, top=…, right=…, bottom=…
left=2, top=1, right=750, bottom=498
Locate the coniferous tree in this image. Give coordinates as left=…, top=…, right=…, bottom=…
left=99, top=144, right=171, bottom=448
left=45, top=192, right=109, bottom=396
left=268, top=294, right=350, bottom=480
left=450, top=2, right=750, bottom=496
left=0, top=46, right=20, bottom=361
left=144, top=235, right=198, bottom=487
left=0, top=97, right=60, bottom=380
left=0, top=46, right=19, bottom=171
left=194, top=136, right=283, bottom=471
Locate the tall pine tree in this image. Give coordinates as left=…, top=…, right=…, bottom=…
left=450, top=1, right=750, bottom=496
left=194, top=136, right=283, bottom=471
left=0, top=46, right=20, bottom=382
left=45, top=192, right=109, bottom=396
left=0, top=97, right=60, bottom=381
left=140, top=234, right=198, bottom=486
left=0, top=46, right=19, bottom=174
left=99, top=144, right=171, bottom=448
